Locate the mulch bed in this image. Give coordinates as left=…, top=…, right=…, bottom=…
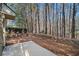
left=31, top=34, right=79, bottom=56
left=6, top=33, right=30, bottom=45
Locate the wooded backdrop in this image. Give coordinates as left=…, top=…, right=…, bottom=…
left=3, top=3, right=79, bottom=39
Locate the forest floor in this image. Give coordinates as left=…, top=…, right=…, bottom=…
left=6, top=33, right=79, bottom=56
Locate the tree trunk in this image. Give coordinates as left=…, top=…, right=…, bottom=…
left=45, top=4, right=48, bottom=34
left=56, top=4, right=58, bottom=38
left=62, top=3, right=65, bottom=37
left=60, top=4, right=62, bottom=37
left=52, top=4, right=54, bottom=36
left=48, top=4, right=52, bottom=35
left=36, top=4, right=40, bottom=34
left=71, top=3, right=76, bottom=38
left=69, top=4, right=71, bottom=38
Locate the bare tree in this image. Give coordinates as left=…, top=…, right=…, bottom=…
left=59, top=4, right=62, bottom=37
left=56, top=4, right=58, bottom=38
left=48, top=4, right=52, bottom=34
left=69, top=4, right=71, bottom=37
left=36, top=4, right=40, bottom=34
left=62, top=3, right=65, bottom=37
left=71, top=3, right=76, bottom=38
left=52, top=4, right=54, bottom=36
left=44, top=4, right=48, bottom=34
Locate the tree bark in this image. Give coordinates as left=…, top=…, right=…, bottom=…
left=71, top=3, right=76, bottom=38
left=62, top=3, right=65, bottom=37
left=45, top=4, right=48, bottom=34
